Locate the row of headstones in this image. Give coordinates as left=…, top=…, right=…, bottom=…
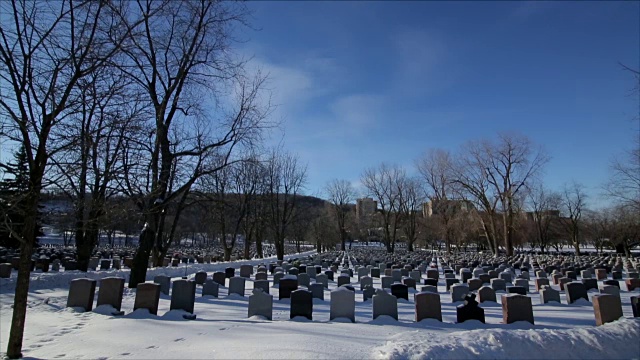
left=66, top=277, right=640, bottom=326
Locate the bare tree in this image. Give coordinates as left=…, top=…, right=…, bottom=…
left=325, top=179, right=356, bottom=251
left=398, top=176, right=424, bottom=251
left=416, top=149, right=459, bottom=253
left=112, top=0, right=272, bottom=287
left=453, top=133, right=549, bottom=256
left=560, top=181, right=588, bottom=255
left=527, top=184, right=562, bottom=253
left=0, top=0, right=136, bottom=356
left=361, top=163, right=404, bottom=253
left=265, top=149, right=307, bottom=260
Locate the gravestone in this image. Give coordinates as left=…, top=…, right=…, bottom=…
left=381, top=276, right=393, bottom=289
left=499, top=272, right=512, bottom=283
left=51, top=259, right=60, bottom=272
left=363, top=286, right=376, bottom=301
left=279, top=276, right=298, bottom=300
left=337, top=274, right=350, bottom=287
left=451, top=283, right=469, bottom=302
left=456, top=293, right=485, bottom=324
left=540, top=285, right=561, bottom=304
left=599, top=284, right=620, bottom=298
left=306, top=266, right=317, bottom=279
left=390, top=283, right=409, bottom=301
left=324, top=270, right=334, bottom=281
left=240, top=265, right=253, bottom=278
left=370, top=268, right=380, bottom=278
left=360, top=276, right=373, bottom=291
left=402, top=277, right=416, bottom=290
left=170, top=279, right=196, bottom=314
left=506, top=286, right=526, bottom=296
left=502, top=294, right=534, bottom=324
left=229, top=277, right=246, bottom=297
left=415, top=291, right=442, bottom=322
left=88, top=258, right=99, bottom=270
left=426, top=269, right=439, bottom=280
left=372, top=289, right=398, bottom=320
left=213, top=272, right=226, bottom=286
left=478, top=286, right=496, bottom=303
left=535, top=278, right=550, bottom=291
left=566, top=282, right=589, bottom=304
left=134, top=283, right=161, bottom=315
left=309, top=282, right=324, bottom=300
left=203, top=280, right=219, bottom=297
left=592, top=294, right=623, bottom=326
left=580, top=270, right=592, bottom=279
left=248, top=288, right=273, bottom=320
left=253, top=279, right=269, bottom=295
left=255, top=272, right=268, bottom=281
left=514, top=279, right=529, bottom=291
left=445, top=278, right=460, bottom=291
left=391, top=269, right=402, bottom=282
left=289, top=267, right=299, bottom=276
left=420, top=285, right=438, bottom=294
left=479, top=274, right=492, bottom=284
left=467, top=278, right=483, bottom=291
left=194, top=271, right=207, bottom=285
left=298, top=273, right=311, bottom=288
left=100, top=259, right=111, bottom=271
left=273, top=272, right=285, bottom=285
left=410, top=270, right=422, bottom=281
left=631, top=296, right=639, bottom=317
left=225, top=267, right=235, bottom=278
left=603, top=279, right=620, bottom=289
left=626, top=278, right=640, bottom=291
left=67, top=278, right=97, bottom=312
left=423, top=278, right=438, bottom=287
left=153, top=275, right=171, bottom=295
left=316, top=273, right=328, bottom=288
left=358, top=267, right=369, bottom=280
left=490, top=278, right=506, bottom=292
left=595, top=268, right=607, bottom=280
left=0, top=263, right=11, bottom=278
left=582, top=278, right=598, bottom=291
left=96, top=277, right=125, bottom=312
left=290, top=289, right=313, bottom=320
left=330, top=287, right=355, bottom=322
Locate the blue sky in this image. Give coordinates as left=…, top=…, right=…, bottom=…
left=241, top=1, right=640, bottom=205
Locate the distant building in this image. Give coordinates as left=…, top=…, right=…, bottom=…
left=423, top=199, right=474, bottom=218
left=356, top=197, right=377, bottom=222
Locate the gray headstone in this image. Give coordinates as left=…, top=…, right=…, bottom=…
left=491, top=278, right=506, bottom=292
left=514, top=278, right=529, bottom=291
left=478, top=286, right=496, bottom=303
left=372, top=289, right=398, bottom=320
left=273, top=271, right=285, bottom=285
left=599, top=284, right=620, bottom=298
left=381, top=276, right=393, bottom=289
left=253, top=280, right=269, bottom=295
left=203, top=280, right=219, bottom=297
left=248, top=288, right=273, bottom=320
left=240, top=265, right=253, bottom=278
left=540, top=285, right=561, bottom=304
left=309, top=282, right=324, bottom=300
left=363, top=286, right=376, bottom=301
left=298, top=273, right=311, bottom=288
left=229, top=277, right=246, bottom=297
left=420, top=285, right=438, bottom=294
left=97, top=277, right=125, bottom=311
left=360, top=276, right=373, bottom=291
left=67, top=278, right=96, bottom=312
left=391, top=269, right=402, bottom=282
left=134, top=283, right=161, bottom=315
left=415, top=291, right=442, bottom=322
left=315, top=273, right=328, bottom=288
left=450, top=284, right=469, bottom=302
left=153, top=275, right=171, bottom=295
left=170, top=279, right=196, bottom=314
left=330, top=287, right=355, bottom=322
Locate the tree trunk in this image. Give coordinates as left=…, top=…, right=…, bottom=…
left=275, top=239, right=284, bottom=260
left=243, top=235, right=251, bottom=260
left=223, top=246, right=232, bottom=262
left=128, top=225, right=155, bottom=288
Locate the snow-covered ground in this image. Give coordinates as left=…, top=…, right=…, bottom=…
left=1, top=252, right=639, bottom=359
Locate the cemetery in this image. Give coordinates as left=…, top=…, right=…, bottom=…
left=1, top=247, right=639, bottom=359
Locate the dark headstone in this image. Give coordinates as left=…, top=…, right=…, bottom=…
left=279, top=276, right=298, bottom=300
left=213, top=272, right=226, bottom=286
left=566, top=282, right=589, bottom=304
left=290, top=289, right=313, bottom=320
left=456, top=293, right=485, bottom=324
left=390, top=283, right=409, bottom=300
left=225, top=267, right=235, bottom=278
left=506, top=286, right=526, bottom=296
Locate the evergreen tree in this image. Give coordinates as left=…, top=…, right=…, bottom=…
left=0, top=145, right=41, bottom=248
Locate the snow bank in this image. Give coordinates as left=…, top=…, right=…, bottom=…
left=372, top=318, right=640, bottom=359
